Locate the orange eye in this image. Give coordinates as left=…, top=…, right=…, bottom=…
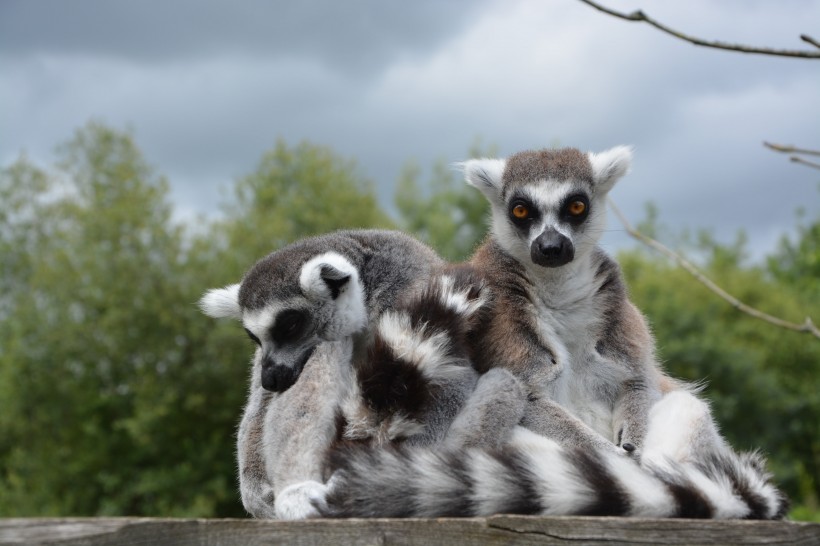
left=512, top=204, right=529, bottom=219
left=568, top=201, right=586, bottom=216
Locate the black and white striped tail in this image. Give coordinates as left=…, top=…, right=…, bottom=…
left=323, top=427, right=788, bottom=519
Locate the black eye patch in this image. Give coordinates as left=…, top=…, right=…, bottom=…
left=561, top=193, right=590, bottom=224
left=271, top=309, right=308, bottom=344
left=507, top=196, right=540, bottom=228
left=244, top=328, right=261, bottom=346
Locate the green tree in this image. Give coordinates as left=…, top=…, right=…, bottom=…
left=0, top=122, right=249, bottom=516
left=206, top=139, right=394, bottom=277
left=395, top=141, right=496, bottom=261
left=0, top=125, right=397, bottom=517
left=618, top=214, right=820, bottom=520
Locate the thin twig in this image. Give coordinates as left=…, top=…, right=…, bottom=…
left=578, top=0, right=820, bottom=59
left=763, top=141, right=820, bottom=157
left=802, top=34, right=820, bottom=49
left=608, top=198, right=820, bottom=339
left=790, top=156, right=820, bottom=170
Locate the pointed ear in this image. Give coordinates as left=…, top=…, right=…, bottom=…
left=300, top=252, right=357, bottom=300
left=319, top=264, right=350, bottom=299
left=588, top=145, right=633, bottom=194
left=458, top=158, right=506, bottom=206
left=199, top=284, right=242, bottom=319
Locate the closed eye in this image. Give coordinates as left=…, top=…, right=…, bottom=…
left=244, top=328, right=261, bottom=346
left=271, top=309, right=308, bottom=344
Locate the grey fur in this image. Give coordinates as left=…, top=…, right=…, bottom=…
left=204, top=219, right=786, bottom=520
left=203, top=229, right=446, bottom=518
left=465, top=147, right=668, bottom=454
left=324, top=388, right=788, bottom=519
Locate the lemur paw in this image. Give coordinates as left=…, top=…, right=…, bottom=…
left=619, top=441, right=642, bottom=462
left=275, top=480, right=329, bottom=520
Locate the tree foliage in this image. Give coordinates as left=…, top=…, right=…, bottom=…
left=0, top=123, right=816, bottom=521
left=394, top=141, right=496, bottom=261
left=0, top=125, right=391, bottom=517
left=619, top=219, right=820, bottom=518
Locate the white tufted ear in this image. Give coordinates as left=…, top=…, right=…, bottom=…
left=299, top=252, right=358, bottom=300
left=199, top=283, right=242, bottom=320
left=588, top=145, right=633, bottom=194
left=299, top=252, right=367, bottom=338
left=458, top=158, right=507, bottom=206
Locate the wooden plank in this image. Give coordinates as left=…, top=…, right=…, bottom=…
left=0, top=516, right=818, bottom=546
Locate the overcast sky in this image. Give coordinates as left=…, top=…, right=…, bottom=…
left=2, top=0, right=819, bottom=259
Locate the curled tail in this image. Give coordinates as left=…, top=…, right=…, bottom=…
left=323, top=427, right=787, bottom=520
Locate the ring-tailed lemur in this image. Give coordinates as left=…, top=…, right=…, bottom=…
left=200, top=230, right=447, bottom=518
left=459, top=146, right=673, bottom=454
left=202, top=228, right=786, bottom=520
left=201, top=231, right=526, bottom=518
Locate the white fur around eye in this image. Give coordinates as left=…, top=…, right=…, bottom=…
left=199, top=283, right=241, bottom=319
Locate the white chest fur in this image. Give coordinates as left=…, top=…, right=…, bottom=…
left=526, top=261, right=624, bottom=442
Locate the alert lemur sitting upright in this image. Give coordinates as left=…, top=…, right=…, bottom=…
left=461, top=146, right=666, bottom=454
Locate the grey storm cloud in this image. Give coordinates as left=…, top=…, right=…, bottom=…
left=1, top=0, right=818, bottom=258
left=0, top=0, right=489, bottom=74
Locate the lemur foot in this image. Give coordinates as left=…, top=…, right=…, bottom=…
left=275, top=480, right=330, bottom=520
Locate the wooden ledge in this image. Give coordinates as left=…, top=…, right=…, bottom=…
left=1, top=515, right=818, bottom=545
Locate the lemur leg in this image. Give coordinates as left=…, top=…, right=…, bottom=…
left=521, top=395, right=622, bottom=454
left=444, top=368, right=527, bottom=450
left=237, top=381, right=277, bottom=518
left=641, top=390, right=729, bottom=469
left=258, top=340, right=354, bottom=519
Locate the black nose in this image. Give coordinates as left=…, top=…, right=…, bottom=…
left=261, top=362, right=298, bottom=393
left=531, top=229, right=574, bottom=267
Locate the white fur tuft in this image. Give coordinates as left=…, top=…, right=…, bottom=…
left=459, top=158, right=507, bottom=206
left=587, top=145, right=633, bottom=194
left=299, top=252, right=367, bottom=339
left=199, top=284, right=242, bottom=320
left=642, top=390, right=713, bottom=469
left=437, top=275, right=487, bottom=317
left=299, top=252, right=357, bottom=300
left=274, top=480, right=330, bottom=520
left=376, top=311, right=465, bottom=381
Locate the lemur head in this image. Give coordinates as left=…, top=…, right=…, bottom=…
left=462, top=146, right=632, bottom=268
left=200, top=247, right=366, bottom=393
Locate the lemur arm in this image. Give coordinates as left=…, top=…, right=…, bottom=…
left=604, top=301, right=665, bottom=453
left=520, top=394, right=624, bottom=454
left=443, top=368, right=527, bottom=450
left=238, top=341, right=352, bottom=519
left=612, top=378, right=663, bottom=454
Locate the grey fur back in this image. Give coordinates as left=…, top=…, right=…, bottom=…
left=239, top=229, right=444, bottom=314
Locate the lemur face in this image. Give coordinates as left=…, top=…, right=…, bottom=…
left=241, top=301, right=323, bottom=393
left=503, top=182, right=593, bottom=268
left=462, top=146, right=632, bottom=269
left=200, top=251, right=367, bottom=393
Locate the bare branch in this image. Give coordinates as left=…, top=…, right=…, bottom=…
left=790, top=156, right=820, bottom=171
left=608, top=198, right=820, bottom=339
left=802, top=34, right=820, bottom=49
left=578, top=0, right=820, bottom=59
left=763, top=141, right=820, bottom=157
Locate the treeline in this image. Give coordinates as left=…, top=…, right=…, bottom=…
left=0, top=123, right=817, bottom=520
